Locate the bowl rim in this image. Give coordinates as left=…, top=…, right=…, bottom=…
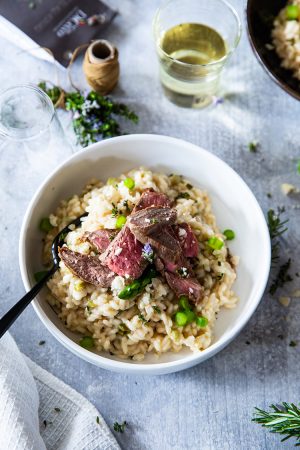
left=19, top=134, right=271, bottom=374
left=246, top=0, right=300, bottom=101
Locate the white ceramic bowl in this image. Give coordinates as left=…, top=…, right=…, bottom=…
left=19, top=134, right=271, bottom=375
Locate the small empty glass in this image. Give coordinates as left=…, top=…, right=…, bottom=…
left=0, top=84, right=72, bottom=153
left=153, top=0, right=241, bottom=108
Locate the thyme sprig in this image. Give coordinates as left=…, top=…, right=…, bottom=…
left=39, top=82, right=138, bottom=147
left=253, top=403, right=300, bottom=446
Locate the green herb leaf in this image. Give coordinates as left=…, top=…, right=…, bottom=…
left=123, top=200, right=131, bottom=213
left=79, top=336, right=95, bottom=349
left=39, top=217, right=53, bottom=232
left=38, top=82, right=62, bottom=104
left=111, top=203, right=119, bottom=218
left=40, top=83, right=138, bottom=147
left=248, top=141, right=259, bottom=153
left=113, top=421, right=127, bottom=433
left=269, top=259, right=293, bottom=295
left=267, top=208, right=289, bottom=266
left=138, top=314, right=148, bottom=324
left=175, top=192, right=191, bottom=200
left=152, top=305, right=161, bottom=314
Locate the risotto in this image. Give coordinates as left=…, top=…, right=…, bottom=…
left=272, top=0, right=300, bottom=80
left=42, top=168, right=238, bottom=361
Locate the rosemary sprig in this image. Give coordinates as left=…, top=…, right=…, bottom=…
left=39, top=82, right=138, bottom=147
left=269, top=258, right=293, bottom=295
left=267, top=208, right=289, bottom=265
left=253, top=403, right=300, bottom=446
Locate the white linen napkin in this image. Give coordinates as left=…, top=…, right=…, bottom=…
left=0, top=333, right=120, bottom=450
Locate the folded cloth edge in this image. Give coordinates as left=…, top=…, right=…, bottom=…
left=24, top=356, right=120, bottom=450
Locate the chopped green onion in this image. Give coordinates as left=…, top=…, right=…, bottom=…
left=107, top=177, right=118, bottom=186
left=286, top=4, right=299, bottom=19
left=116, top=215, right=126, bottom=229
left=124, top=177, right=135, bottom=190
left=34, top=271, right=48, bottom=283
left=185, top=310, right=197, bottom=324
left=178, top=295, right=191, bottom=311
left=175, top=311, right=188, bottom=327
left=118, top=267, right=157, bottom=299
left=79, top=336, right=95, bottom=349
left=223, top=229, right=235, bottom=240
left=207, top=236, right=224, bottom=250
left=297, top=160, right=300, bottom=174
left=196, top=316, right=208, bottom=328
left=39, top=217, right=53, bottom=232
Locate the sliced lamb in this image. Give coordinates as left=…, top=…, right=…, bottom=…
left=59, top=247, right=114, bottom=287
left=85, top=229, right=117, bottom=253
left=133, top=189, right=172, bottom=212
left=173, top=223, right=199, bottom=258
left=102, top=226, right=147, bottom=279
left=165, top=272, right=203, bottom=303
left=128, top=206, right=177, bottom=236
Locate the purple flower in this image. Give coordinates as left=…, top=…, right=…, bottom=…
left=212, top=96, right=224, bottom=106
left=142, top=243, right=154, bottom=263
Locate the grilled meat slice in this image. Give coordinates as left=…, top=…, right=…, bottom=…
left=102, top=226, right=147, bottom=279
left=128, top=206, right=177, bottom=236
left=131, top=226, right=182, bottom=264
left=59, top=247, right=114, bottom=287
left=165, top=272, right=203, bottom=303
left=85, top=229, right=117, bottom=253
left=134, top=189, right=172, bottom=212
left=173, top=223, right=199, bottom=258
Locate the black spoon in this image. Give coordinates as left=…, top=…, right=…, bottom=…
left=0, top=212, right=88, bottom=338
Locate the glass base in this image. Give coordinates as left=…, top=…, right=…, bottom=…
left=161, top=84, right=215, bottom=109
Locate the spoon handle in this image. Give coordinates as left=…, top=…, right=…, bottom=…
left=0, top=266, right=57, bottom=339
